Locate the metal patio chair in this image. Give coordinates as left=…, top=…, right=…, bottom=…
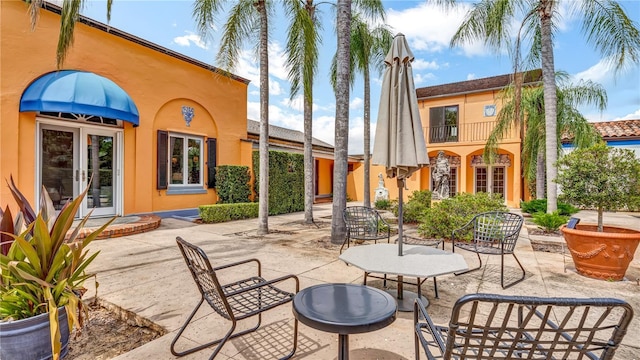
left=172, top=237, right=299, bottom=360
left=414, top=294, right=634, bottom=360
left=449, top=211, right=525, bottom=288
left=341, top=206, right=391, bottom=254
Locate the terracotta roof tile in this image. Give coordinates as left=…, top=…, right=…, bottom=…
left=591, top=119, right=640, bottom=139
left=416, top=69, right=542, bottom=99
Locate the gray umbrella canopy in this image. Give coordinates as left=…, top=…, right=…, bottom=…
left=372, top=33, right=428, bottom=256
left=372, top=33, right=428, bottom=180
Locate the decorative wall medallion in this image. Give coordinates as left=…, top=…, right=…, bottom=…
left=484, top=104, right=497, bottom=117
left=182, top=106, right=195, bottom=127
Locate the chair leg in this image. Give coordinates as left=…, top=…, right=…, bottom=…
left=454, top=251, right=483, bottom=276
left=171, top=296, right=263, bottom=359
left=280, top=318, right=299, bottom=360
left=501, top=252, right=526, bottom=289
left=339, top=235, right=350, bottom=254
left=433, top=278, right=438, bottom=299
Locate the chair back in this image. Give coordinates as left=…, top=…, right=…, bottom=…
left=444, top=293, right=633, bottom=360
left=472, top=211, right=523, bottom=252
left=176, top=237, right=234, bottom=320
left=343, top=206, right=383, bottom=238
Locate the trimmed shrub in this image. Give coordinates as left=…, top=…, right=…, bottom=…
left=374, top=199, right=391, bottom=210
left=532, top=212, right=568, bottom=233
left=417, top=192, right=507, bottom=239
left=253, top=150, right=304, bottom=215
left=520, top=199, right=579, bottom=216
left=199, top=203, right=259, bottom=223
left=215, top=165, right=251, bottom=204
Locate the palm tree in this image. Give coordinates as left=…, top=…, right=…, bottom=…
left=329, top=14, right=393, bottom=208
left=331, top=0, right=352, bottom=243
left=450, top=0, right=640, bottom=213
left=485, top=72, right=605, bottom=198
left=284, top=1, right=321, bottom=225
left=27, top=0, right=113, bottom=68
left=193, top=0, right=274, bottom=235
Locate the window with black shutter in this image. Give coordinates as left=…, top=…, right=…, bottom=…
left=157, top=130, right=168, bottom=189
left=207, top=138, right=217, bottom=188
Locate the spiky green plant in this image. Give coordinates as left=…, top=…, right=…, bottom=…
left=0, top=176, right=113, bottom=360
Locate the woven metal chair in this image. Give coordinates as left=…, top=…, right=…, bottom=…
left=172, top=237, right=299, bottom=360
left=341, top=206, right=391, bottom=254
left=449, top=211, right=525, bottom=288
left=414, top=294, right=634, bottom=360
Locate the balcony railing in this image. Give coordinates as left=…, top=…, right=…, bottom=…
left=424, top=121, right=517, bottom=144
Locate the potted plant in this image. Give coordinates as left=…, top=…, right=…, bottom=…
left=556, top=142, right=640, bottom=281
left=0, top=176, right=113, bottom=359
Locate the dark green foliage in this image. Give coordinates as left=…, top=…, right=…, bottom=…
left=374, top=199, right=391, bottom=210
left=215, top=165, right=251, bottom=204
left=252, top=151, right=304, bottom=215
left=417, top=192, right=508, bottom=239
left=393, top=190, right=433, bottom=224
left=532, top=212, right=568, bottom=233
left=199, top=203, right=259, bottom=223
left=521, top=199, right=579, bottom=216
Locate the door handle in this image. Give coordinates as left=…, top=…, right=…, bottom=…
left=75, top=170, right=79, bottom=181
left=82, top=170, right=86, bottom=182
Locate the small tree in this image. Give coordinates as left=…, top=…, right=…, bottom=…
left=555, top=142, right=640, bottom=232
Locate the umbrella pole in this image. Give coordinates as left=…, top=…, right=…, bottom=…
left=397, top=178, right=404, bottom=257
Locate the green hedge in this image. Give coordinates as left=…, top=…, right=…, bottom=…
left=199, top=203, right=259, bottom=223
left=417, top=192, right=508, bottom=239
left=391, top=190, right=432, bottom=223
left=253, top=150, right=304, bottom=215
left=520, top=199, right=579, bottom=216
left=215, top=165, right=251, bottom=204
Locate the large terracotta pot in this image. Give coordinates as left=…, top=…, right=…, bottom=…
left=561, top=224, right=640, bottom=281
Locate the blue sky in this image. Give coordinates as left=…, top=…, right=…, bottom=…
left=78, top=0, right=640, bottom=154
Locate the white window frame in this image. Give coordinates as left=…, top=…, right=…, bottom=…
left=168, top=133, right=204, bottom=188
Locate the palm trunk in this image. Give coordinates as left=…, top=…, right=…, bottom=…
left=363, top=64, right=371, bottom=208
left=331, top=0, right=351, bottom=244
left=257, top=0, right=270, bottom=235
left=539, top=2, right=558, bottom=214
left=304, top=88, right=314, bottom=224
left=536, top=150, right=545, bottom=199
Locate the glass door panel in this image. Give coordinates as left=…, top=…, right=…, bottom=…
left=41, top=128, right=78, bottom=210
left=84, top=132, right=116, bottom=216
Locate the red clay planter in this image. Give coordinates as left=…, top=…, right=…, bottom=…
left=561, top=224, right=640, bottom=281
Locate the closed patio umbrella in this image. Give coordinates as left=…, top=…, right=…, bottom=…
left=372, top=33, right=428, bottom=257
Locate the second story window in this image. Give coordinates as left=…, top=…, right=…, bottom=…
left=429, top=105, right=459, bottom=143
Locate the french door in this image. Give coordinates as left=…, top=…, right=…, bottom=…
left=39, top=123, right=120, bottom=217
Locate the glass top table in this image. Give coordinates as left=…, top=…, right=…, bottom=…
left=292, top=283, right=397, bottom=360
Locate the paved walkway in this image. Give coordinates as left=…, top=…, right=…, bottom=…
left=83, top=204, right=640, bottom=359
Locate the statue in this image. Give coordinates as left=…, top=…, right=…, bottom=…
left=374, top=172, right=389, bottom=202
left=432, top=151, right=450, bottom=199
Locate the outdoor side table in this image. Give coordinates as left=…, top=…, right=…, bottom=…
left=292, top=283, right=397, bottom=360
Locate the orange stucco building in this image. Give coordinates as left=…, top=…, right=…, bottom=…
left=1, top=1, right=253, bottom=217
left=349, top=71, right=541, bottom=208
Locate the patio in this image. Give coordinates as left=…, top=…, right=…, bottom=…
left=83, top=203, right=640, bottom=359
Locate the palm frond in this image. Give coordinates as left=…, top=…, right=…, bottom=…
left=216, top=0, right=257, bottom=72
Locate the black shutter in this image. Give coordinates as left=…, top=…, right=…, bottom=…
left=157, top=130, right=168, bottom=189
left=207, top=138, right=217, bottom=188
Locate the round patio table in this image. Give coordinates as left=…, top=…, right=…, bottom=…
left=292, top=283, right=397, bottom=360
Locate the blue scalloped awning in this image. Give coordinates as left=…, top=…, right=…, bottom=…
left=20, top=70, right=139, bottom=126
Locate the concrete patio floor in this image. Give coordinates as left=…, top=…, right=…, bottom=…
left=84, top=204, right=640, bottom=359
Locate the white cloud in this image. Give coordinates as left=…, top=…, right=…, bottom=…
left=386, top=2, right=484, bottom=56
left=573, top=59, right=611, bottom=84
left=412, top=59, right=440, bottom=70
left=269, top=79, right=282, bottom=96
left=267, top=42, right=289, bottom=81
left=467, top=73, right=477, bottom=80
left=173, top=32, right=208, bottom=50
left=616, top=109, right=640, bottom=121
left=350, top=97, right=364, bottom=110
left=413, top=73, right=436, bottom=86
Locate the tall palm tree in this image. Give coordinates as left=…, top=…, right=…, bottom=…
left=284, top=0, right=321, bottom=225
left=329, top=14, right=392, bottom=208
left=450, top=0, right=640, bottom=213
left=485, top=72, right=605, bottom=198
left=194, top=0, right=274, bottom=235
left=331, top=0, right=352, bottom=243
left=27, top=0, right=113, bottom=68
